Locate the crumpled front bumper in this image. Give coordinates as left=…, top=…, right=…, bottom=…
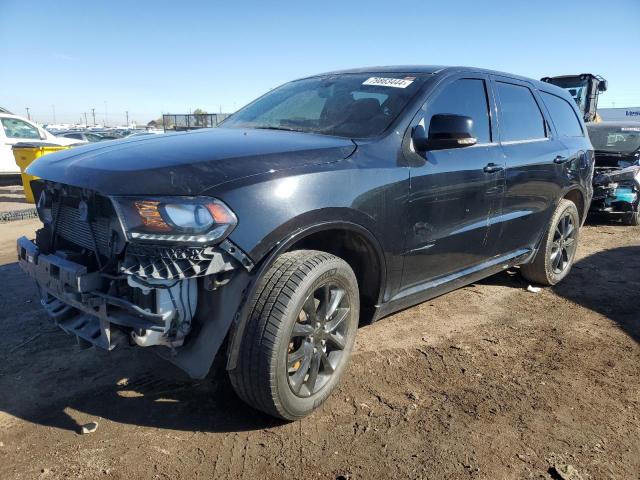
left=591, top=165, right=640, bottom=215
left=17, top=236, right=166, bottom=350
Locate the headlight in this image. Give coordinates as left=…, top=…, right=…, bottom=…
left=113, top=196, right=237, bottom=244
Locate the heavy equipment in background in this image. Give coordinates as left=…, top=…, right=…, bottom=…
left=541, top=74, right=608, bottom=123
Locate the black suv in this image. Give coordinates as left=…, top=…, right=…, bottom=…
left=18, top=66, right=593, bottom=420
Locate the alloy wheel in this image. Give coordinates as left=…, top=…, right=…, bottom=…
left=550, top=213, right=577, bottom=274
left=287, top=283, right=350, bottom=397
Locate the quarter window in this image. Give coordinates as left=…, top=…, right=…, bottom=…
left=425, top=79, right=491, bottom=143
left=1, top=118, right=41, bottom=140
left=541, top=91, right=584, bottom=137
left=496, top=82, right=546, bottom=142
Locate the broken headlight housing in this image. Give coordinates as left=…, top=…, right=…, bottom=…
left=113, top=196, right=237, bottom=244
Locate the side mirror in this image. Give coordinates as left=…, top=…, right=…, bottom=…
left=598, top=79, right=608, bottom=92
left=412, top=114, right=477, bottom=151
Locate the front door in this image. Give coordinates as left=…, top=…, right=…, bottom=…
left=401, top=76, right=505, bottom=291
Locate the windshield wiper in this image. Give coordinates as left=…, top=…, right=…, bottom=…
left=253, top=126, right=305, bottom=133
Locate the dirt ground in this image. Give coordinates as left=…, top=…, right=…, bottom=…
left=0, top=214, right=638, bottom=479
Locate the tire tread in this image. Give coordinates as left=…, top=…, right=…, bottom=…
left=229, top=250, right=344, bottom=418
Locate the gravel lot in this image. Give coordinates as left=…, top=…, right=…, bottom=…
left=0, top=213, right=638, bottom=479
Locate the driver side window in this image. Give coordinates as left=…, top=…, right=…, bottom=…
left=1, top=118, right=41, bottom=140
left=425, top=79, right=492, bottom=144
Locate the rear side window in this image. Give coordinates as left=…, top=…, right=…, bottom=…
left=540, top=91, right=584, bottom=137
left=496, top=82, right=546, bottom=142
left=425, top=78, right=491, bottom=143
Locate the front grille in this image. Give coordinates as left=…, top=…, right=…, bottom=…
left=56, top=204, right=113, bottom=256
left=122, top=243, right=232, bottom=279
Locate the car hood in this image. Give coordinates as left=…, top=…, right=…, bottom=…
left=28, top=128, right=356, bottom=196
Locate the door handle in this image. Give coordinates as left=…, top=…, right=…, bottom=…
left=483, top=163, right=504, bottom=173
left=553, top=155, right=569, bottom=164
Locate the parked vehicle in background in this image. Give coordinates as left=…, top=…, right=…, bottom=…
left=58, top=131, right=119, bottom=142
left=0, top=113, right=85, bottom=174
left=125, top=129, right=165, bottom=137
left=587, top=122, right=640, bottom=225
left=17, top=66, right=593, bottom=420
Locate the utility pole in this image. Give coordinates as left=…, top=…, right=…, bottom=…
left=83, top=112, right=88, bottom=126
left=25, top=107, right=30, bottom=120
left=125, top=110, right=129, bottom=127
left=91, top=108, right=96, bottom=126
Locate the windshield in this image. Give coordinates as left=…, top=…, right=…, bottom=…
left=588, top=126, right=640, bottom=154
left=221, top=73, right=429, bottom=138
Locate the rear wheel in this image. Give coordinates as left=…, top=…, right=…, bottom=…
left=623, top=209, right=640, bottom=226
left=521, top=199, right=580, bottom=286
left=229, top=250, right=359, bottom=420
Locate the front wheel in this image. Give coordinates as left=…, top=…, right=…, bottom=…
left=229, top=250, right=359, bottom=420
left=520, top=199, right=580, bottom=286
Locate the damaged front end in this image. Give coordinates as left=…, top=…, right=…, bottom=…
left=591, top=153, right=640, bottom=221
left=17, top=181, right=253, bottom=372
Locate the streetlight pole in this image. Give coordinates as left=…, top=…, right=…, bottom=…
left=83, top=112, right=88, bottom=126
left=91, top=108, right=96, bottom=126
left=25, top=107, right=30, bottom=120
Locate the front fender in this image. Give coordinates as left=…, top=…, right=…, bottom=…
left=209, top=160, right=409, bottom=265
left=223, top=218, right=386, bottom=371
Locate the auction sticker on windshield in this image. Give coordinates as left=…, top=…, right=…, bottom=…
left=363, top=77, right=415, bottom=88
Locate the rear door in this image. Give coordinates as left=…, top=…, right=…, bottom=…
left=538, top=90, right=592, bottom=189
left=401, top=74, right=505, bottom=290
left=491, top=76, right=568, bottom=256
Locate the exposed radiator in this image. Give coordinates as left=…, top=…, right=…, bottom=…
left=56, top=204, right=113, bottom=256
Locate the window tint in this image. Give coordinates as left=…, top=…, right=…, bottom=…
left=1, top=118, right=41, bottom=139
left=258, top=89, right=327, bottom=125
left=425, top=79, right=491, bottom=143
left=541, top=91, right=583, bottom=137
left=496, top=82, right=546, bottom=142
left=223, top=74, right=429, bottom=138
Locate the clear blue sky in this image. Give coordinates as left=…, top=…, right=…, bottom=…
left=1, top=0, right=638, bottom=125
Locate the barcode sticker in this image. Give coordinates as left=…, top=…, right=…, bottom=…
left=362, top=77, right=414, bottom=89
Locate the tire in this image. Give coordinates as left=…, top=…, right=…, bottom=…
left=623, top=209, right=640, bottom=226
left=229, top=250, right=360, bottom=420
left=520, top=199, right=580, bottom=286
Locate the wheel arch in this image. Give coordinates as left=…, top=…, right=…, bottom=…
left=225, top=219, right=387, bottom=371
left=561, top=187, right=588, bottom=224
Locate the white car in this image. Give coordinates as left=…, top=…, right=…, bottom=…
left=0, top=113, right=86, bottom=174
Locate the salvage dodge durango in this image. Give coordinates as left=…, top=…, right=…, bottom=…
left=18, top=66, right=593, bottom=420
